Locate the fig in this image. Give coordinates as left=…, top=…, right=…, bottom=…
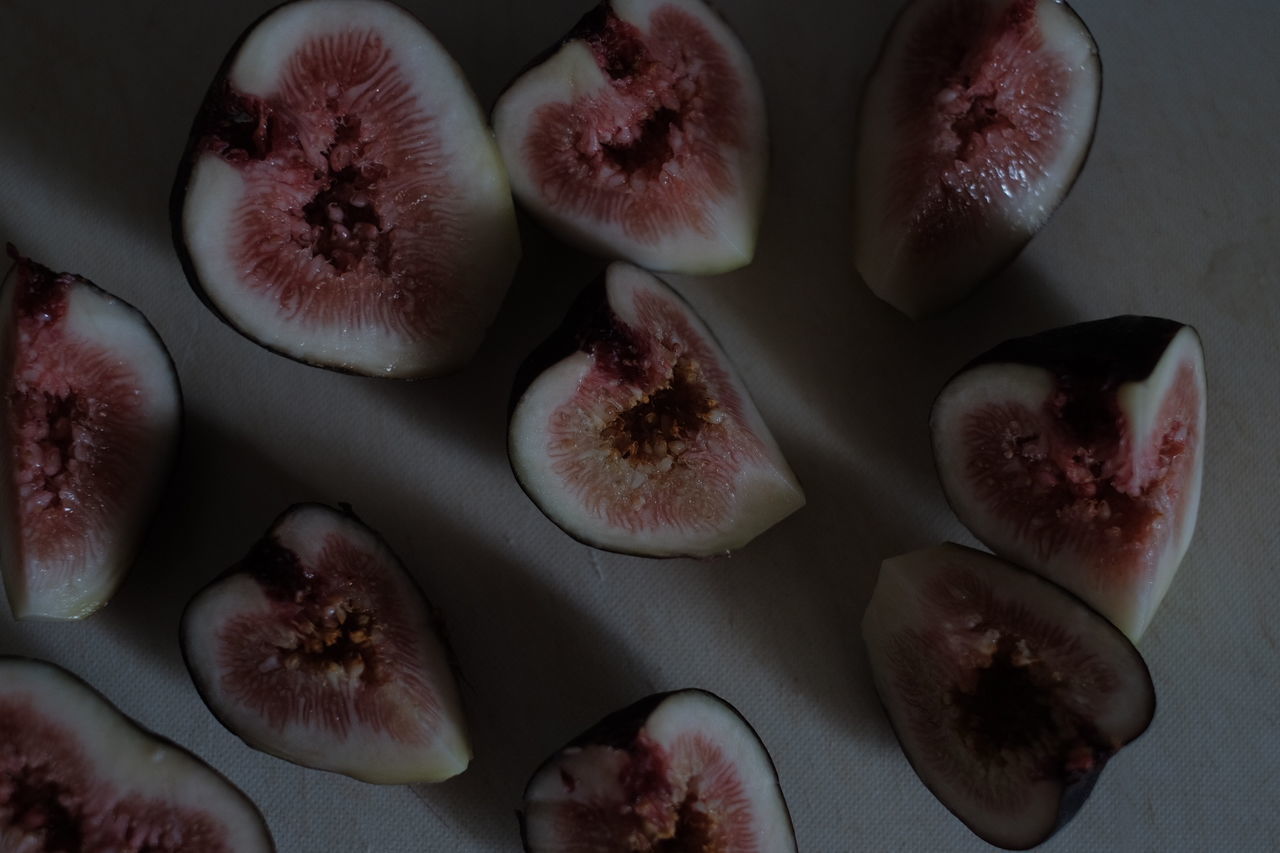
left=520, top=689, right=797, bottom=852
left=0, top=656, right=274, bottom=851
left=931, top=316, right=1206, bottom=639
left=180, top=503, right=470, bottom=784
left=862, top=544, right=1155, bottom=850
left=0, top=248, right=181, bottom=620
left=173, top=0, right=520, bottom=378
left=853, top=0, right=1101, bottom=316
left=492, top=0, right=767, bottom=274
left=508, top=261, right=803, bottom=557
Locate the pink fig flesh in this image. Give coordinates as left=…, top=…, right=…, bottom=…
left=0, top=656, right=273, bottom=852
left=181, top=503, right=470, bottom=784
left=174, top=0, right=519, bottom=377
left=493, top=0, right=767, bottom=274
left=862, top=544, right=1155, bottom=850
left=853, top=0, right=1101, bottom=315
left=932, top=316, right=1205, bottom=639
left=521, top=689, right=797, bottom=852
left=509, top=262, right=803, bottom=557
left=0, top=248, right=180, bottom=620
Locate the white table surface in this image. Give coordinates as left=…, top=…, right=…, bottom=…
left=1, top=0, right=1277, bottom=850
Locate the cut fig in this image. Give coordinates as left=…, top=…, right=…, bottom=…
left=180, top=503, right=470, bottom=784
left=520, top=689, right=797, bottom=852
left=0, top=248, right=181, bottom=620
left=173, top=0, right=520, bottom=377
left=493, top=0, right=767, bottom=274
left=863, top=544, right=1155, bottom=850
left=853, top=0, right=1101, bottom=316
left=508, top=262, right=803, bottom=557
left=931, top=316, right=1206, bottom=639
left=0, top=656, right=274, bottom=851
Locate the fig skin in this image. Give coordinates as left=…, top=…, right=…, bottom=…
left=171, top=0, right=520, bottom=379
left=519, top=689, right=798, bottom=852
left=0, top=248, right=182, bottom=621
left=508, top=262, right=804, bottom=558
left=180, top=502, right=471, bottom=785
left=852, top=0, right=1102, bottom=316
left=0, top=656, right=275, bottom=852
left=931, top=316, right=1206, bottom=640
left=862, top=544, right=1157, bottom=850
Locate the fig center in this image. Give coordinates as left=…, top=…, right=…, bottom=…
left=300, top=115, right=391, bottom=275
left=600, top=357, right=720, bottom=474
left=275, top=594, right=383, bottom=684
left=953, top=634, right=1056, bottom=755
left=14, top=388, right=94, bottom=517
left=2, top=770, right=83, bottom=850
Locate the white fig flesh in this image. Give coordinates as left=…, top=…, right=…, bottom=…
left=521, top=689, right=797, bottom=852
left=931, top=317, right=1205, bottom=639
left=509, top=262, right=804, bottom=557
left=0, top=250, right=180, bottom=620
left=176, top=0, right=519, bottom=377
left=0, top=656, right=274, bottom=852
left=862, top=544, right=1155, bottom=850
left=181, top=504, right=470, bottom=784
left=493, top=0, right=767, bottom=274
left=853, top=0, right=1101, bottom=316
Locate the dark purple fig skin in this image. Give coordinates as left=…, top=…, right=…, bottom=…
left=517, top=689, right=798, bottom=851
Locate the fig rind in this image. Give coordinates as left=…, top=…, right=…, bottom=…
left=180, top=503, right=471, bottom=784
left=0, top=249, right=181, bottom=620
left=862, top=544, right=1155, bottom=850
left=931, top=316, right=1206, bottom=639
left=520, top=689, right=798, bottom=852
left=508, top=262, right=804, bottom=557
left=0, top=656, right=274, bottom=852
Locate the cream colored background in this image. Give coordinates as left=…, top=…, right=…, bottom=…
left=0, top=0, right=1276, bottom=850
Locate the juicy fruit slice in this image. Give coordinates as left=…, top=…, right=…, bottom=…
left=181, top=504, right=470, bottom=784
left=0, top=249, right=181, bottom=620
left=0, top=656, right=274, bottom=852
left=493, top=0, right=767, bottom=274
left=863, top=544, right=1155, bottom=850
left=174, top=0, right=520, bottom=377
left=853, top=0, right=1101, bottom=316
left=931, top=316, right=1205, bottom=639
left=521, top=689, right=797, bottom=852
left=509, top=262, right=803, bottom=557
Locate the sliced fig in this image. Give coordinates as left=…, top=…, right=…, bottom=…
left=0, top=656, right=274, bottom=851
left=521, top=689, right=797, bottom=852
left=931, top=316, right=1206, bottom=639
left=508, top=262, right=803, bottom=557
left=863, top=544, right=1155, bottom=850
left=173, top=0, right=520, bottom=377
left=853, top=0, right=1101, bottom=316
left=0, top=248, right=181, bottom=620
left=493, top=0, right=767, bottom=274
left=180, top=503, right=470, bottom=784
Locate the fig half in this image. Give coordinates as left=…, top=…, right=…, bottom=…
left=509, top=262, right=804, bottom=557
left=931, top=316, right=1206, bottom=639
left=173, top=0, right=520, bottom=377
left=181, top=503, right=470, bottom=784
left=853, top=0, right=1101, bottom=315
left=863, top=544, right=1155, bottom=850
left=0, top=249, right=181, bottom=620
left=493, top=0, right=767, bottom=274
left=0, top=656, right=274, bottom=851
left=521, top=689, right=797, bottom=852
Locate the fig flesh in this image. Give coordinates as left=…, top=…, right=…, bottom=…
left=853, top=0, right=1101, bottom=315
left=0, top=656, right=274, bottom=852
left=508, top=262, right=803, bottom=557
left=181, top=503, right=470, bottom=784
left=493, top=0, right=767, bottom=274
left=0, top=249, right=181, bottom=620
left=931, top=316, right=1205, bottom=639
left=173, top=0, right=520, bottom=377
left=862, top=544, right=1155, bottom=850
left=521, top=689, right=797, bottom=852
